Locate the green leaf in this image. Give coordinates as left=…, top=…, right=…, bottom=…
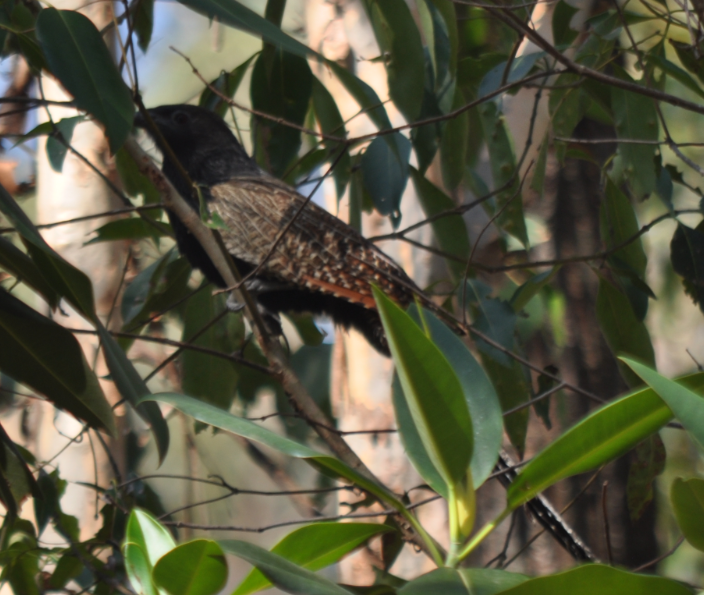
left=176, top=0, right=316, bottom=59
left=35, top=9, right=134, bottom=152
left=601, top=178, right=647, bottom=277
left=596, top=275, right=655, bottom=386
left=181, top=287, right=241, bottom=410
left=0, top=288, right=115, bottom=435
left=506, top=372, right=704, bottom=510
left=200, top=54, right=257, bottom=118
left=410, top=167, right=470, bottom=280
left=46, top=116, right=83, bottom=173
left=123, top=509, right=175, bottom=595
left=328, top=63, right=393, bottom=133
left=221, top=540, right=353, bottom=595
left=251, top=50, right=313, bottom=177
left=552, top=1, right=579, bottom=47
left=0, top=183, right=97, bottom=321
left=611, top=69, right=658, bottom=199
left=98, top=325, right=169, bottom=464
left=122, top=251, right=192, bottom=331
left=144, top=393, right=400, bottom=506
left=621, top=358, right=704, bottom=452
left=361, top=133, right=411, bottom=220
left=670, top=39, right=704, bottom=85
left=495, top=564, right=692, bottom=595
left=364, top=0, right=425, bottom=122
left=509, top=268, right=559, bottom=313
left=87, top=218, right=170, bottom=245
left=670, top=222, right=704, bottom=314
left=671, top=477, right=704, bottom=552
left=477, top=101, right=528, bottom=247
left=373, top=287, right=473, bottom=485
left=530, top=136, right=549, bottom=198
left=235, top=523, right=391, bottom=595
left=549, top=73, right=591, bottom=161
left=397, top=568, right=528, bottom=595
left=312, top=77, right=350, bottom=201
left=153, top=540, right=228, bottom=595
left=0, top=235, right=59, bottom=307
left=406, top=306, right=502, bottom=489
left=116, top=147, right=161, bottom=205
left=440, top=87, right=469, bottom=191
left=648, top=53, right=704, bottom=100
left=133, top=0, right=155, bottom=52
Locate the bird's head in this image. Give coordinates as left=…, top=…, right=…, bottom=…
left=134, top=104, right=259, bottom=186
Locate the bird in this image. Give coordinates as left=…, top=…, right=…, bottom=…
left=134, top=104, right=427, bottom=355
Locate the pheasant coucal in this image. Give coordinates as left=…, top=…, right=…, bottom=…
left=135, top=104, right=427, bottom=355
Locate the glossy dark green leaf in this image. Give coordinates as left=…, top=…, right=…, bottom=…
left=235, top=523, right=391, bottom=595
left=251, top=50, right=313, bottom=177
left=364, top=0, right=425, bottom=122
left=123, top=509, right=175, bottom=595
left=145, top=393, right=399, bottom=506
left=596, top=276, right=655, bottom=386
left=440, top=87, right=468, bottom=191
left=0, top=433, right=33, bottom=514
left=622, top=358, right=704, bottom=452
left=87, top=218, right=169, bottom=245
left=374, top=288, right=473, bottom=485
left=0, top=288, right=115, bottom=435
left=670, top=222, right=704, bottom=314
left=133, top=0, right=155, bottom=52
left=199, top=54, right=257, bottom=118
left=397, top=568, right=528, bottom=595
left=477, top=100, right=528, bottom=246
left=153, top=539, right=228, bottom=595
left=46, top=116, right=82, bottom=173
left=222, top=540, right=353, bottom=595
left=312, top=77, right=350, bottom=201
left=611, top=69, right=658, bottom=199
left=36, top=9, right=133, bottom=152
left=496, top=564, right=691, bottom=595
left=176, top=0, right=316, bottom=59
left=418, top=0, right=457, bottom=109
left=0, top=183, right=97, bottom=321
left=98, top=325, right=169, bottom=464
left=181, top=287, right=241, bottom=411
left=410, top=167, right=470, bottom=280
left=0, top=235, right=59, bottom=307
left=361, top=133, right=411, bottom=219
left=671, top=477, right=704, bottom=552
left=47, top=552, right=83, bottom=590
left=506, top=372, right=704, bottom=510
left=552, top=0, right=579, bottom=47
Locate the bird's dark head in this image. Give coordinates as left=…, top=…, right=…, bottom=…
left=134, top=104, right=260, bottom=187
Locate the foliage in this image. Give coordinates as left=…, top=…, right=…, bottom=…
left=3, top=0, right=704, bottom=592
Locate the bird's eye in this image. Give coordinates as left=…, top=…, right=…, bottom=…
left=172, top=111, right=190, bottom=126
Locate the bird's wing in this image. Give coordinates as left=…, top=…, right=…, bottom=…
left=209, top=177, right=419, bottom=309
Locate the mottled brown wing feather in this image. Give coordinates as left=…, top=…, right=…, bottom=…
left=209, top=176, right=420, bottom=309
